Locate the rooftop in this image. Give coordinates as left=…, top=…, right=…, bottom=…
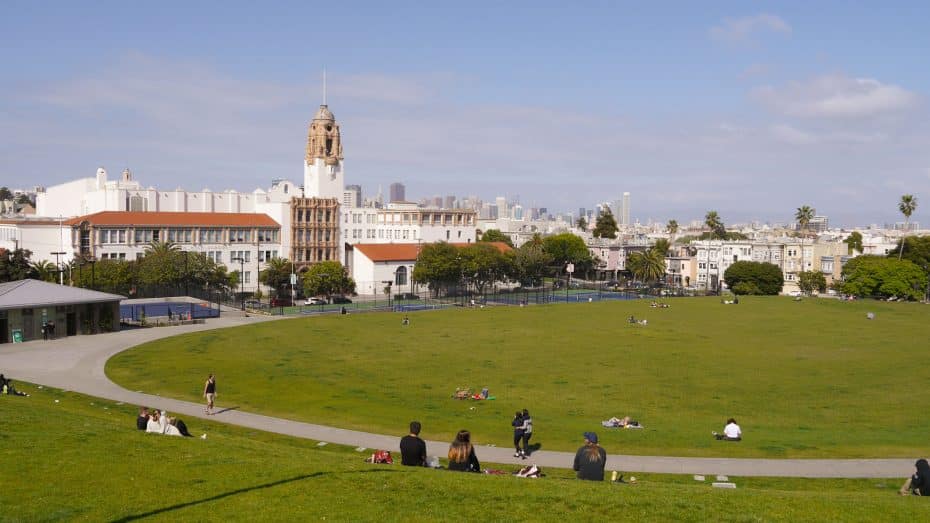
left=64, top=211, right=279, bottom=228
left=354, top=242, right=511, bottom=262
left=0, top=279, right=124, bottom=311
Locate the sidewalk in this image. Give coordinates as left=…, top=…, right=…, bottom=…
left=0, top=318, right=914, bottom=478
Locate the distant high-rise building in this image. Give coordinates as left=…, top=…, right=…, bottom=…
left=622, top=192, right=630, bottom=226
left=512, top=204, right=524, bottom=220
left=389, top=182, right=405, bottom=203
left=444, top=195, right=456, bottom=209
left=808, top=215, right=829, bottom=233
left=430, top=196, right=443, bottom=208
left=496, top=196, right=507, bottom=221
left=578, top=208, right=586, bottom=221
left=343, top=184, right=362, bottom=208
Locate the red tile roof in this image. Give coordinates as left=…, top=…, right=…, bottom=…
left=354, top=242, right=511, bottom=262
left=64, top=211, right=279, bottom=228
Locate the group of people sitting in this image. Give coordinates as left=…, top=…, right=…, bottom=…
left=136, top=406, right=193, bottom=437
left=0, top=374, right=29, bottom=396
left=601, top=416, right=642, bottom=428
left=649, top=301, right=670, bottom=309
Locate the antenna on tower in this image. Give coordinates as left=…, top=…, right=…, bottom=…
left=323, top=67, right=327, bottom=105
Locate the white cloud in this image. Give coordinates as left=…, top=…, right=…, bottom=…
left=710, top=14, right=791, bottom=43
left=753, top=74, right=920, bottom=119
left=770, top=123, right=817, bottom=145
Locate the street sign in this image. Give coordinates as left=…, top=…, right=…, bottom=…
left=566, top=263, right=575, bottom=274
left=290, top=273, right=297, bottom=285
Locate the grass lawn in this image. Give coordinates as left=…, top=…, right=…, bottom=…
left=1, top=384, right=925, bottom=522
left=107, top=296, right=930, bottom=458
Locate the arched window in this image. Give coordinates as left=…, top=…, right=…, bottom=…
left=395, top=266, right=407, bottom=286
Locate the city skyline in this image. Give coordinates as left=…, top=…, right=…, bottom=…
left=2, top=2, right=928, bottom=227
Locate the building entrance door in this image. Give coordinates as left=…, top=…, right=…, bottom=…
left=66, top=313, right=77, bottom=336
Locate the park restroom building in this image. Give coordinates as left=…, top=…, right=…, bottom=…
left=0, top=279, right=123, bottom=343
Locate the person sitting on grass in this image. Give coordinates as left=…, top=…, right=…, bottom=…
left=400, top=421, right=427, bottom=466
left=136, top=407, right=150, bottom=430
left=2, top=378, right=29, bottom=396
left=573, top=432, right=606, bottom=481
left=146, top=410, right=163, bottom=433
left=900, top=459, right=930, bottom=496
left=447, top=430, right=481, bottom=472
left=714, top=418, right=742, bottom=441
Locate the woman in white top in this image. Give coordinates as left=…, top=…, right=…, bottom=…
left=714, top=418, right=742, bottom=441
left=146, top=411, right=163, bottom=433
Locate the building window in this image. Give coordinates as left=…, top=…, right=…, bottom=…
left=395, top=266, right=407, bottom=286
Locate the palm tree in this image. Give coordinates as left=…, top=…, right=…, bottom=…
left=652, top=238, right=671, bottom=256
left=795, top=205, right=815, bottom=235
left=32, top=260, right=59, bottom=283
left=628, top=249, right=666, bottom=283
left=144, top=240, right=180, bottom=256
left=260, top=257, right=294, bottom=298
left=898, top=194, right=918, bottom=259
left=704, top=211, right=724, bottom=239
left=666, top=219, right=679, bottom=236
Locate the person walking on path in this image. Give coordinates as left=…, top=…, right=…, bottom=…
left=512, top=411, right=525, bottom=458
left=520, top=409, right=533, bottom=458
left=573, top=432, right=606, bottom=481
left=203, top=374, right=217, bottom=415
left=400, top=421, right=427, bottom=466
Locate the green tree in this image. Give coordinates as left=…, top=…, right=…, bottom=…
left=260, top=257, right=294, bottom=298
left=0, top=248, right=36, bottom=282
left=841, top=255, right=926, bottom=300
left=136, top=241, right=184, bottom=285
left=72, top=259, right=135, bottom=289
left=592, top=209, right=619, bottom=239
left=479, top=229, right=514, bottom=247
left=627, top=249, right=666, bottom=283
left=723, top=261, right=784, bottom=295
left=0, top=187, right=12, bottom=200
left=652, top=238, right=671, bottom=256
left=459, top=243, right=513, bottom=295
left=541, top=233, right=592, bottom=276
left=795, top=205, right=815, bottom=235
left=32, top=260, right=59, bottom=283
left=575, top=216, right=587, bottom=231
left=798, top=270, right=827, bottom=295
left=704, top=211, right=726, bottom=240
left=412, top=242, right=462, bottom=297
left=15, top=193, right=32, bottom=206
left=898, top=194, right=918, bottom=259
left=844, top=231, right=863, bottom=255
left=666, top=219, right=679, bottom=236
left=302, top=261, right=355, bottom=298
left=513, top=239, right=552, bottom=286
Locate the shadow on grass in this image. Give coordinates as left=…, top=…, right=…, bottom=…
left=110, top=469, right=397, bottom=522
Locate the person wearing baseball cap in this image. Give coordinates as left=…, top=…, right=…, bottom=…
left=573, top=431, right=607, bottom=480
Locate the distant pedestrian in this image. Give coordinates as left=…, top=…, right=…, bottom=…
left=42, top=322, right=48, bottom=340
left=713, top=418, right=742, bottom=441
left=400, top=421, right=427, bottom=467
left=402, top=316, right=410, bottom=326
left=203, top=374, right=217, bottom=415
left=512, top=411, right=525, bottom=458
left=520, top=409, right=533, bottom=458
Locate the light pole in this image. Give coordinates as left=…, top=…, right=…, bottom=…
left=51, top=251, right=66, bottom=285
left=233, top=257, right=245, bottom=309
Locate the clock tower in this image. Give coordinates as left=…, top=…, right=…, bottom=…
left=303, top=104, right=344, bottom=199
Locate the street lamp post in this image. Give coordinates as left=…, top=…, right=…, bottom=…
left=51, top=251, right=66, bottom=285
left=232, top=257, right=245, bottom=309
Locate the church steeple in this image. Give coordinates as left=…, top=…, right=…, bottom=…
left=305, top=104, right=343, bottom=166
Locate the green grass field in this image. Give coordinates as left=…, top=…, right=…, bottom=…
left=107, top=297, right=930, bottom=458
left=1, top=384, right=926, bottom=522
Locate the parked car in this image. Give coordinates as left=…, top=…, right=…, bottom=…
left=305, top=297, right=328, bottom=305
left=270, top=297, right=293, bottom=307
left=244, top=299, right=265, bottom=309
left=331, top=295, right=353, bottom=304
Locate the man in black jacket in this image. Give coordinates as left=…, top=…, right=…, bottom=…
left=400, top=421, right=427, bottom=466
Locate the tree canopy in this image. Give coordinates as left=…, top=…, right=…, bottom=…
left=541, top=233, right=592, bottom=275
left=723, top=261, right=783, bottom=295
left=459, top=243, right=514, bottom=294
left=592, top=209, right=618, bottom=239
left=513, top=239, right=552, bottom=287
left=795, top=205, right=815, bottom=234
left=479, top=229, right=513, bottom=247
left=413, top=241, right=514, bottom=296
left=627, top=248, right=666, bottom=283
left=260, top=258, right=294, bottom=298
left=0, top=248, right=37, bottom=282
left=575, top=216, right=587, bottom=231
left=898, top=194, right=918, bottom=259
left=666, top=219, right=679, bottom=235
left=704, top=211, right=726, bottom=240
left=797, top=270, right=827, bottom=295
left=844, top=232, right=863, bottom=255
left=302, top=261, right=355, bottom=298
left=841, top=255, right=926, bottom=300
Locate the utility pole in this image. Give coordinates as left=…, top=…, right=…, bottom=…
left=51, top=251, right=66, bottom=285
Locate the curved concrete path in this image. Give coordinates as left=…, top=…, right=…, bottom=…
left=0, top=316, right=915, bottom=478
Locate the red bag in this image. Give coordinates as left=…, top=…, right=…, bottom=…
left=372, top=450, right=393, bottom=464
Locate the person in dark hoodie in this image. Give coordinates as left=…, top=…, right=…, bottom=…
left=512, top=411, right=525, bottom=458
left=900, top=459, right=930, bottom=496
left=136, top=407, right=150, bottom=430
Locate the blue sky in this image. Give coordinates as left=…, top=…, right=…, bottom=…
left=2, top=1, right=928, bottom=226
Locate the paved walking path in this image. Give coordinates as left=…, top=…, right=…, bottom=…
left=0, top=316, right=914, bottom=478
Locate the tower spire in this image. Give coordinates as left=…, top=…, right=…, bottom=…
left=323, top=67, right=327, bottom=106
